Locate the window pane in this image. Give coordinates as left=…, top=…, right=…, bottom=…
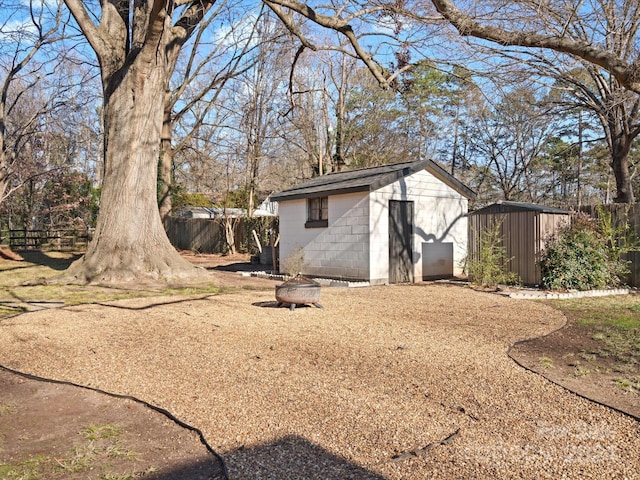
left=308, top=197, right=328, bottom=221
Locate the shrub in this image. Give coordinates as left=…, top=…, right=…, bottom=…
left=281, top=247, right=305, bottom=275
left=540, top=221, right=611, bottom=291
left=539, top=211, right=636, bottom=291
left=468, top=221, right=521, bottom=288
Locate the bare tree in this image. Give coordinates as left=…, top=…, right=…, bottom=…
left=0, top=0, right=66, bottom=208
left=235, top=14, right=291, bottom=215
left=62, top=0, right=234, bottom=282
left=158, top=0, right=260, bottom=220
left=282, top=52, right=335, bottom=177
left=427, top=0, right=640, bottom=202
left=467, top=86, right=557, bottom=203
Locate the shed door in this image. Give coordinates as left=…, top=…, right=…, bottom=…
left=389, top=200, right=414, bottom=284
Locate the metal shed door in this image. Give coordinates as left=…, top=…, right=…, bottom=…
left=389, top=200, right=414, bottom=284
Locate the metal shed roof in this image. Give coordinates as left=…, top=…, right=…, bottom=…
left=271, top=159, right=476, bottom=202
left=469, top=200, right=570, bottom=216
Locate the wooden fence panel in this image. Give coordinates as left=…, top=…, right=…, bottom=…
left=163, top=216, right=276, bottom=255
left=8, top=229, right=92, bottom=250
left=581, top=204, right=640, bottom=287
left=164, top=217, right=224, bottom=253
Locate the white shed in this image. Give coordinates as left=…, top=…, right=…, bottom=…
left=271, top=160, right=475, bottom=284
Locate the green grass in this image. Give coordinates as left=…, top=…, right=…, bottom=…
left=549, top=295, right=640, bottom=373
left=556, top=295, right=640, bottom=329
left=613, top=376, right=640, bottom=392
left=0, top=423, right=144, bottom=479
left=0, top=252, right=220, bottom=321
left=82, top=424, right=124, bottom=441
left=0, top=454, right=48, bottom=480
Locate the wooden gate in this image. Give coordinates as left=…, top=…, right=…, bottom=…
left=389, top=200, right=414, bottom=283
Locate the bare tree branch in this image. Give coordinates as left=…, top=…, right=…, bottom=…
left=429, top=0, right=640, bottom=94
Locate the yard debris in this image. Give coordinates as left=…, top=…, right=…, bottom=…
left=388, top=429, right=460, bottom=463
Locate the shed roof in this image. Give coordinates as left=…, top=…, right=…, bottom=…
left=469, top=200, right=571, bottom=215
left=271, top=159, right=476, bottom=202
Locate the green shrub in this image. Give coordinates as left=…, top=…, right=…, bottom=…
left=540, top=212, right=634, bottom=291
left=468, top=222, right=521, bottom=288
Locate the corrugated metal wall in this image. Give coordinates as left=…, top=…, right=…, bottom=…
left=468, top=211, right=570, bottom=285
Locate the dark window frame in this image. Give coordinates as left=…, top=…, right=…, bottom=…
left=305, top=196, right=328, bottom=228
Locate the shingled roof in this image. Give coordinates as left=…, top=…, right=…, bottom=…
left=271, top=159, right=476, bottom=202
left=469, top=201, right=570, bottom=215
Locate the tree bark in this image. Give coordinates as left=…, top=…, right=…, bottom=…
left=611, top=139, right=635, bottom=203
left=158, top=101, right=173, bottom=220
left=65, top=34, right=195, bottom=283
left=60, top=0, right=217, bottom=284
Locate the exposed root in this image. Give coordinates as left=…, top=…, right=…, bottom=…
left=47, top=248, right=211, bottom=287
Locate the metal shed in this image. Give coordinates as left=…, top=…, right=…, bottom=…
left=468, top=201, right=571, bottom=285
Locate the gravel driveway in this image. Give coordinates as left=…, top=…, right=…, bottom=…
left=1, top=282, right=639, bottom=479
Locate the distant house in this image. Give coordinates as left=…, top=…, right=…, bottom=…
left=271, top=160, right=475, bottom=284
left=174, top=196, right=278, bottom=219
left=468, top=201, right=571, bottom=285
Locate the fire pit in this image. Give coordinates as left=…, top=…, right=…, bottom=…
left=275, top=274, right=323, bottom=311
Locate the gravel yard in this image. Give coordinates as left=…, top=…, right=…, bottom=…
left=1, top=281, right=639, bottom=479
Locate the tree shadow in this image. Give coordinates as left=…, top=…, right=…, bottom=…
left=211, top=262, right=272, bottom=273
left=140, top=434, right=388, bottom=479
left=17, top=251, right=82, bottom=271
left=142, top=457, right=227, bottom=480
left=223, top=435, right=387, bottom=480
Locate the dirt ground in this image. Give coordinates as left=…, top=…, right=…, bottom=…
left=0, top=253, right=265, bottom=480
left=0, top=253, right=638, bottom=479
left=509, top=314, right=640, bottom=421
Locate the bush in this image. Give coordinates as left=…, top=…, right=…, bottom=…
left=468, top=222, right=521, bottom=288
left=540, top=212, right=633, bottom=291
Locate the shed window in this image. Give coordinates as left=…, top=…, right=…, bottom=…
left=306, top=196, right=328, bottom=228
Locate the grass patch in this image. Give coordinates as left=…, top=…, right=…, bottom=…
left=82, top=424, right=124, bottom=441
left=104, top=442, right=139, bottom=460
left=539, top=356, right=554, bottom=369
left=556, top=295, right=640, bottom=330
left=55, top=443, right=98, bottom=473
left=613, top=377, right=640, bottom=392
left=0, top=402, right=17, bottom=416
left=0, top=252, right=220, bottom=321
left=0, top=423, right=143, bottom=479
left=549, top=295, right=640, bottom=376
left=0, top=454, right=48, bottom=480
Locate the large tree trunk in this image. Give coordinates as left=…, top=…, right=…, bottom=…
left=158, top=101, right=173, bottom=220
left=605, top=105, right=636, bottom=203
left=66, top=54, right=195, bottom=283
left=611, top=140, right=635, bottom=203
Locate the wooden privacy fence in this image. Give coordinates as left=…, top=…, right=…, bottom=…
left=8, top=229, right=92, bottom=251
left=163, top=216, right=278, bottom=255
left=580, top=204, right=640, bottom=287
